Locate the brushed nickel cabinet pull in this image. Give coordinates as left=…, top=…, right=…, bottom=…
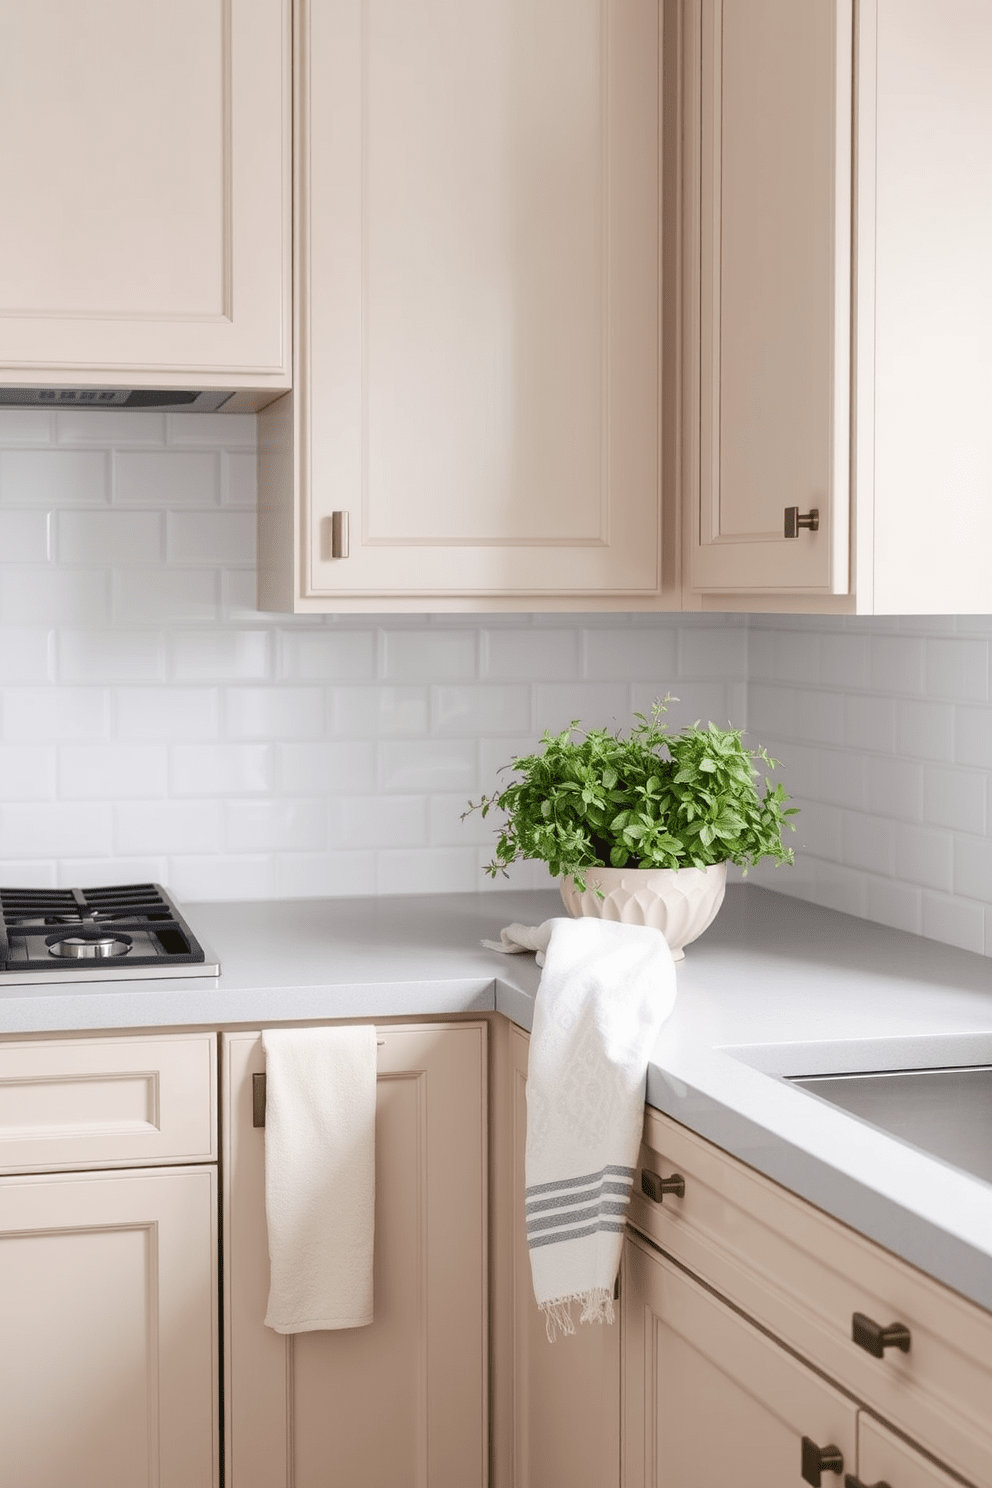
left=252, top=1040, right=385, bottom=1127
left=784, top=506, right=820, bottom=538
left=640, top=1168, right=685, bottom=1202
left=330, top=510, right=350, bottom=558
left=852, top=1312, right=911, bottom=1357
left=801, top=1436, right=843, bottom=1486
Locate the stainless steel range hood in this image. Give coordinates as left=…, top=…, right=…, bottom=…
left=0, top=387, right=236, bottom=412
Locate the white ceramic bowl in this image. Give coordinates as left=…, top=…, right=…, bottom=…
left=559, top=862, right=727, bottom=961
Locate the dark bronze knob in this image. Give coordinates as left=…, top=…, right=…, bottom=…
left=640, top=1168, right=685, bottom=1203
left=845, top=1476, right=892, bottom=1488
left=784, top=505, right=820, bottom=537
left=801, top=1436, right=844, bottom=1486
left=852, top=1312, right=911, bottom=1358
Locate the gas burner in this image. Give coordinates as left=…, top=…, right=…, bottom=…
left=0, top=883, right=220, bottom=984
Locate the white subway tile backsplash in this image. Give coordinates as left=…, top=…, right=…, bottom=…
left=0, top=509, right=51, bottom=562
left=582, top=625, right=678, bottom=681
left=0, top=417, right=987, bottom=960
left=279, top=741, right=376, bottom=796
left=484, top=628, right=580, bottom=680
left=277, top=629, right=376, bottom=681
left=925, top=636, right=989, bottom=702
left=57, top=629, right=165, bottom=684
left=114, top=569, right=219, bottom=625
left=0, top=746, right=55, bottom=801
left=222, top=451, right=257, bottom=507
left=58, top=412, right=165, bottom=447
left=923, top=765, right=987, bottom=834
left=114, top=801, right=222, bottom=856
left=117, top=687, right=219, bottom=741
left=0, top=569, right=111, bottom=626
left=0, top=628, right=53, bottom=682
left=171, top=630, right=271, bottom=682
left=0, top=410, right=53, bottom=445
left=2, top=687, right=108, bottom=743
left=171, top=743, right=274, bottom=797
left=225, top=686, right=325, bottom=740
left=434, top=684, right=532, bottom=736
left=333, top=685, right=429, bottom=738
left=168, top=510, right=255, bottom=565
left=59, top=744, right=168, bottom=801
left=379, top=738, right=478, bottom=793
left=0, top=802, right=113, bottom=858
left=383, top=628, right=476, bottom=681
left=116, top=451, right=219, bottom=506
left=1, top=450, right=108, bottom=503
left=58, top=509, right=164, bottom=565
left=224, top=799, right=326, bottom=854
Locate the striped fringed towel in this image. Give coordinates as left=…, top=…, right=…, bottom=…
left=488, top=916, right=677, bottom=1339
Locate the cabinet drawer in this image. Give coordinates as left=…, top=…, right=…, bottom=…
left=0, top=1033, right=216, bottom=1173
left=628, top=1105, right=992, bottom=1488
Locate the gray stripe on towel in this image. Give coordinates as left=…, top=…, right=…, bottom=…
left=525, top=1164, right=635, bottom=1199
left=526, top=1199, right=630, bottom=1235
left=528, top=1219, right=627, bottom=1250
left=525, top=1178, right=632, bottom=1216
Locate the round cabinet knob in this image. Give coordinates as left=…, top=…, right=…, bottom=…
left=801, top=1436, right=844, bottom=1486
left=640, top=1168, right=685, bottom=1203
left=852, top=1312, right=911, bottom=1358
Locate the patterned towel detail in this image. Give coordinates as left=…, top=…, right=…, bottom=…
left=525, top=1166, right=635, bottom=1249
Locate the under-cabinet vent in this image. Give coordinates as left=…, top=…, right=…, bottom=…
left=0, top=387, right=235, bottom=411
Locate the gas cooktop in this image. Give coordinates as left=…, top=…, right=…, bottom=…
left=0, top=883, right=221, bottom=985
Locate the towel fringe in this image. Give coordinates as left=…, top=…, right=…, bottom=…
left=539, top=1287, right=615, bottom=1343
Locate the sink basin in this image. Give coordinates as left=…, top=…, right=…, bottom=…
left=788, top=1066, right=992, bottom=1186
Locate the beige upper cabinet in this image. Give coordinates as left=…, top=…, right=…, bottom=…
left=687, top=0, right=992, bottom=613
left=0, top=0, right=291, bottom=396
left=259, top=0, right=673, bottom=612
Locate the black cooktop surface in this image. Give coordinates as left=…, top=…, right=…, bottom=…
left=0, top=883, right=208, bottom=974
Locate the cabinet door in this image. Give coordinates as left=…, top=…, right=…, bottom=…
left=857, top=1417, right=970, bottom=1488
left=622, top=1228, right=858, bottom=1488
left=490, top=1019, right=620, bottom=1488
left=0, top=1166, right=218, bottom=1488
left=689, top=0, right=852, bottom=596
left=0, top=0, right=290, bottom=385
left=265, top=0, right=666, bottom=608
left=224, top=1023, right=487, bottom=1488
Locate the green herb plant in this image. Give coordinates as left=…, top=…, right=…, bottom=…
left=464, top=699, right=796, bottom=892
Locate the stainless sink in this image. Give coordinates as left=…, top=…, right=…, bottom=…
left=788, top=1067, right=992, bottom=1186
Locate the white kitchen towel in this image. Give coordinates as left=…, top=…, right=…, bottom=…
left=261, top=1024, right=377, bottom=1334
left=488, top=917, right=676, bottom=1338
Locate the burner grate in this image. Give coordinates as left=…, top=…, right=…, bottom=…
left=0, top=883, right=208, bottom=972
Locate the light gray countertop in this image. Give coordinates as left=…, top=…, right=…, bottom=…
left=2, top=884, right=991, bottom=1313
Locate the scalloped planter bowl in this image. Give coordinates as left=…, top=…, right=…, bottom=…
left=559, top=862, right=728, bottom=962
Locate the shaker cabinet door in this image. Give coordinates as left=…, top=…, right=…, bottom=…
left=224, top=1023, right=488, bottom=1488
left=688, top=0, right=852, bottom=597
left=0, top=1166, right=218, bottom=1488
left=0, top=0, right=290, bottom=386
left=622, top=1228, right=858, bottom=1488
left=260, top=0, right=668, bottom=609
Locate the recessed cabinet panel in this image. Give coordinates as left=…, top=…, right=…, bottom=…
left=297, top=0, right=663, bottom=600
left=858, top=1416, right=965, bottom=1488
left=622, top=1231, right=858, bottom=1488
left=691, top=0, right=851, bottom=594
left=0, top=1167, right=218, bottom=1488
left=0, top=0, right=290, bottom=381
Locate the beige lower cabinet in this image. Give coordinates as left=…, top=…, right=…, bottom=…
left=0, top=1034, right=219, bottom=1488
left=490, top=1019, right=621, bottom=1488
left=223, top=1021, right=488, bottom=1488
left=623, top=1106, right=992, bottom=1488
left=622, top=1229, right=858, bottom=1487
